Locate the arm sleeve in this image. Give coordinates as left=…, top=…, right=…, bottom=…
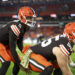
left=17, top=36, right=23, bottom=51
left=9, top=29, right=20, bottom=65
left=59, top=37, right=72, bottom=56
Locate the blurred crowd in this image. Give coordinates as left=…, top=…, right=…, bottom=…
left=23, top=26, right=64, bottom=44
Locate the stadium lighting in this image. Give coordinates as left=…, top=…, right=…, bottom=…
left=70, top=14, right=75, bottom=17
left=37, top=23, right=41, bottom=28
left=50, top=14, right=57, bottom=18
left=2, top=0, right=8, bottom=1
left=37, top=24, right=41, bottom=28
left=12, top=15, right=18, bottom=19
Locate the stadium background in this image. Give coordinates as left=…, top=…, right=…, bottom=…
left=0, top=0, right=75, bottom=75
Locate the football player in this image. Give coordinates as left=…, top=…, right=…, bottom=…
left=0, top=23, right=75, bottom=75
left=0, top=6, right=36, bottom=75
left=20, top=23, right=75, bottom=75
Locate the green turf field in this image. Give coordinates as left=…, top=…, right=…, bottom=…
left=0, top=44, right=75, bottom=75
left=5, top=53, right=75, bottom=75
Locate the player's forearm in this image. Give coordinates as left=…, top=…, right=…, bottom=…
left=53, top=47, right=73, bottom=75
left=59, top=60, right=73, bottom=75
left=59, top=63, right=73, bottom=75
left=63, top=70, right=73, bottom=75
left=9, top=33, right=20, bottom=64
left=9, top=40, right=20, bottom=64
left=68, top=56, right=72, bottom=64
left=17, top=36, right=23, bottom=51
left=11, top=49, right=20, bottom=64
left=58, top=58, right=73, bottom=75
left=17, top=40, right=23, bottom=51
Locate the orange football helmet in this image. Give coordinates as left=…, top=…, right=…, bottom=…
left=64, top=22, right=75, bottom=43
left=18, top=7, right=36, bottom=27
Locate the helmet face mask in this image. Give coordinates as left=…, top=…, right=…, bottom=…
left=25, top=16, right=36, bottom=27
left=18, top=7, right=36, bottom=27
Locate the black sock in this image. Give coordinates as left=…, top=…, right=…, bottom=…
left=0, top=61, right=10, bottom=75
left=53, top=68, right=62, bottom=75
left=39, top=66, right=53, bottom=75
left=12, top=63, right=20, bottom=75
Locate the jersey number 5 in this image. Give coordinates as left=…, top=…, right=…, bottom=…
left=41, top=39, right=51, bottom=47
left=41, top=35, right=60, bottom=47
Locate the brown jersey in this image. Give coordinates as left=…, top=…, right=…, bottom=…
left=30, top=34, right=73, bottom=61
left=0, top=20, right=30, bottom=64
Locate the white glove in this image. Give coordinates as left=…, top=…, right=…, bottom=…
left=70, top=62, right=75, bottom=67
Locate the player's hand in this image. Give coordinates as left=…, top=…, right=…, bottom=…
left=19, top=64, right=31, bottom=73
left=70, top=62, right=75, bottom=67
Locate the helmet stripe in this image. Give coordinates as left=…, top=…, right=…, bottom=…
left=30, top=7, right=36, bottom=17
left=11, top=25, right=20, bottom=36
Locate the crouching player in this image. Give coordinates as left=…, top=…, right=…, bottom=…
left=21, top=23, right=75, bottom=75
left=0, top=6, right=37, bottom=75
left=0, top=23, right=75, bottom=75
left=0, top=45, right=62, bottom=75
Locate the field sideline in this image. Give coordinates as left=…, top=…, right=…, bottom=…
left=0, top=44, right=75, bottom=75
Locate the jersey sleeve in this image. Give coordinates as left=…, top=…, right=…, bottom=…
left=10, top=24, right=20, bottom=37
left=59, top=37, right=72, bottom=56
left=9, top=26, right=20, bottom=64
left=17, top=36, right=23, bottom=51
